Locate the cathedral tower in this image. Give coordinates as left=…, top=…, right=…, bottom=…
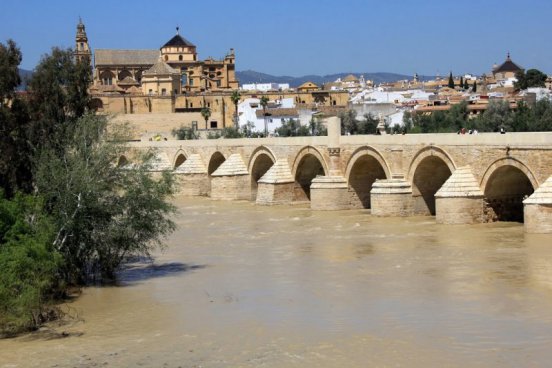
left=75, top=18, right=91, bottom=63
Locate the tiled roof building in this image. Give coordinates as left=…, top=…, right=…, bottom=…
left=80, top=22, right=238, bottom=94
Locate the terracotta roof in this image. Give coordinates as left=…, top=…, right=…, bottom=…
left=161, top=34, right=195, bottom=48
left=494, top=53, right=523, bottom=73
left=94, top=49, right=159, bottom=66
left=256, top=108, right=298, bottom=118
left=143, top=59, right=179, bottom=76
left=118, top=76, right=140, bottom=86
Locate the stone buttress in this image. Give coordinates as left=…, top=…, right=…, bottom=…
left=370, top=178, right=414, bottom=216
left=256, top=159, right=295, bottom=205
left=434, top=166, right=485, bottom=224
left=174, top=154, right=209, bottom=196
left=210, top=153, right=250, bottom=200
left=524, top=176, right=552, bottom=233
left=310, top=117, right=350, bottom=210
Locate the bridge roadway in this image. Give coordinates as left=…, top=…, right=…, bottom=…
left=124, top=124, right=552, bottom=233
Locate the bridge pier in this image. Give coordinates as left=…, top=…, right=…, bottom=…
left=370, top=178, right=414, bottom=216
left=310, top=117, right=350, bottom=210
left=210, top=154, right=251, bottom=200
left=174, top=154, right=209, bottom=196
left=435, top=166, right=486, bottom=224
left=524, top=176, right=552, bottom=233
left=256, top=159, right=295, bottom=205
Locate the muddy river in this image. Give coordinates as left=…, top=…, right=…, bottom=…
left=1, top=197, right=552, bottom=367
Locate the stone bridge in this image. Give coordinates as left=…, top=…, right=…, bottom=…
left=123, top=118, right=552, bottom=233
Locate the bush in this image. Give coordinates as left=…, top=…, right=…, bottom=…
left=0, top=193, right=62, bottom=336
left=34, top=115, right=177, bottom=282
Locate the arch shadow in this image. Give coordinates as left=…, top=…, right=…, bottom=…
left=345, top=146, right=391, bottom=208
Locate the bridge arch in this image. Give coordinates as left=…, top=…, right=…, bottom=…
left=248, top=146, right=276, bottom=201
left=408, top=146, right=456, bottom=215
left=292, top=146, right=328, bottom=202
left=481, top=157, right=537, bottom=222
left=208, top=151, right=226, bottom=176
left=345, top=146, right=391, bottom=209
left=173, top=150, right=188, bottom=169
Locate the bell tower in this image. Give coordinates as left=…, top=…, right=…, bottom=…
left=75, top=17, right=91, bottom=63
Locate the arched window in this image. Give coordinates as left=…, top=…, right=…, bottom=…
left=99, top=70, right=115, bottom=86
left=164, top=55, right=168, bottom=61
left=179, top=55, right=183, bottom=61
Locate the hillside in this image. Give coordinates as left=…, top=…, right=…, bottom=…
left=236, top=70, right=433, bottom=87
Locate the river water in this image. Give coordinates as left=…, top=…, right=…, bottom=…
left=2, top=197, right=552, bottom=367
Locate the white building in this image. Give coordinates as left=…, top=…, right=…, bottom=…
left=237, top=97, right=299, bottom=133
left=240, top=83, right=290, bottom=91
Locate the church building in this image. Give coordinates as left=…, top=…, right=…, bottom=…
left=76, top=20, right=238, bottom=96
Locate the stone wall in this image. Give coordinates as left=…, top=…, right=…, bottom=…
left=435, top=197, right=486, bottom=224
left=211, top=175, right=250, bottom=200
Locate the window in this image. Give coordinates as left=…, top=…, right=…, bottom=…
left=181, top=73, right=187, bottom=85
left=189, top=78, right=194, bottom=86
left=164, top=55, right=168, bottom=61
left=148, top=89, right=153, bottom=95
left=210, top=121, right=218, bottom=128
left=161, top=88, right=167, bottom=96
left=207, top=102, right=210, bottom=107
left=190, top=103, right=193, bottom=107
left=80, top=42, right=84, bottom=50
left=179, top=55, right=183, bottom=61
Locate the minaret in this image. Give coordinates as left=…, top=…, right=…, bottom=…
left=75, top=17, right=91, bottom=63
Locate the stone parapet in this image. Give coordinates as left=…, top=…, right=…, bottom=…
left=371, top=179, right=414, bottom=216
left=310, top=176, right=350, bottom=210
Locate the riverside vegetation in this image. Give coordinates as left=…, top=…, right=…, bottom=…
left=0, top=40, right=176, bottom=336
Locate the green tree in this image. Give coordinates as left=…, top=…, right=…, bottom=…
left=201, top=106, right=211, bottom=130
left=230, top=90, right=241, bottom=127
left=339, top=109, right=358, bottom=134
left=0, top=39, right=21, bottom=103
left=463, top=79, right=469, bottom=90
left=459, top=76, right=464, bottom=90
left=448, top=72, right=455, bottom=89
left=171, top=125, right=198, bottom=140
left=472, top=81, right=477, bottom=93
left=474, top=100, right=512, bottom=132
left=0, top=40, right=34, bottom=197
left=27, top=48, right=91, bottom=148
left=514, top=69, right=547, bottom=90
left=259, top=96, right=269, bottom=136
left=0, top=193, right=62, bottom=336
left=33, top=115, right=177, bottom=282
left=358, top=113, right=379, bottom=134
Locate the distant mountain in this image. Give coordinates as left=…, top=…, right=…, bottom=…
left=236, top=70, right=434, bottom=87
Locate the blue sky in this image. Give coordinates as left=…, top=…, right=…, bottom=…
left=1, top=0, right=551, bottom=76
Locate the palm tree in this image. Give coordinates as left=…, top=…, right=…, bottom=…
left=259, top=96, right=269, bottom=136
left=201, top=107, right=211, bottom=130
left=230, top=90, right=241, bottom=128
